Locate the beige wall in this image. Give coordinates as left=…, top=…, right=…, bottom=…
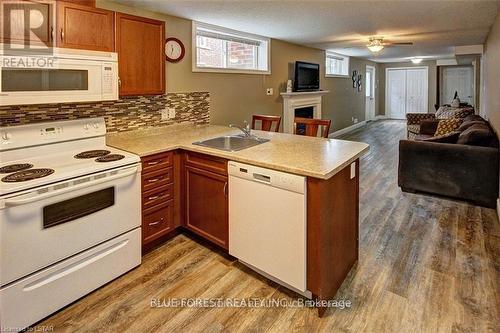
left=98, top=0, right=378, bottom=132
left=378, top=60, right=437, bottom=116
left=484, top=12, right=500, bottom=133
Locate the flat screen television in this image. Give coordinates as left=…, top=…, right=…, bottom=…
left=294, top=61, right=320, bottom=91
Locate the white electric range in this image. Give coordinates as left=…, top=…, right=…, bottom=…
left=0, top=118, right=142, bottom=331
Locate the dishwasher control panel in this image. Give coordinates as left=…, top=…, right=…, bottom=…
left=228, top=161, right=305, bottom=194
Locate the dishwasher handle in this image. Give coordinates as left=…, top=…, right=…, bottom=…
left=253, top=173, right=271, bottom=183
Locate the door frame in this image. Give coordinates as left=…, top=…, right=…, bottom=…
left=385, top=66, right=429, bottom=119
left=365, top=65, right=376, bottom=121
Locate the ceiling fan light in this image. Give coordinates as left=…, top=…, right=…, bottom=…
left=367, top=44, right=384, bottom=53
left=411, top=58, right=423, bottom=64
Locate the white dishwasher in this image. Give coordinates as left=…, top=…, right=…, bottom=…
left=228, top=161, right=308, bottom=293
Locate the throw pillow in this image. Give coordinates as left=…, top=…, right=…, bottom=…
left=451, top=98, right=460, bottom=108
left=434, top=119, right=463, bottom=136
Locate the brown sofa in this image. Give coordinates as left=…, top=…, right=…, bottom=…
left=398, top=115, right=499, bottom=208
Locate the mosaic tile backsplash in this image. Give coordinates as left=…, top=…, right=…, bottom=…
left=0, top=92, right=210, bottom=133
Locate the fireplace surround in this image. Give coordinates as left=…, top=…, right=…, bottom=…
left=280, top=90, right=329, bottom=133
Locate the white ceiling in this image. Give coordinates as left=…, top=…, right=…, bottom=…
left=113, top=0, right=500, bottom=63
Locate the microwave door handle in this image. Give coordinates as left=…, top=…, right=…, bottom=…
left=4, top=166, right=138, bottom=207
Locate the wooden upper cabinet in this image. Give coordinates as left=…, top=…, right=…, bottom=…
left=60, top=0, right=95, bottom=7
left=1, top=0, right=56, bottom=47
left=57, top=1, right=114, bottom=51
left=115, top=13, right=165, bottom=96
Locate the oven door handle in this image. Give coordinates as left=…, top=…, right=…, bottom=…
left=4, top=166, right=138, bottom=207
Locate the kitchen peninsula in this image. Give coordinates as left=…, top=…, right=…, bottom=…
left=107, top=124, right=368, bottom=316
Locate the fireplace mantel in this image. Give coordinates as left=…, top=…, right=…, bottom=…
left=280, top=90, right=330, bottom=134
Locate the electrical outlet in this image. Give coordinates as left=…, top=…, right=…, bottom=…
left=353, top=118, right=358, bottom=124
left=160, top=109, right=169, bottom=120
left=266, top=88, right=274, bottom=96
left=168, top=108, right=176, bottom=119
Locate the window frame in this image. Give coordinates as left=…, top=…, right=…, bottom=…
left=325, top=51, right=350, bottom=78
left=192, top=21, right=271, bottom=75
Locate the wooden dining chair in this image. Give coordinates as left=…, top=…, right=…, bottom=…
left=294, top=117, right=331, bottom=138
left=251, top=115, right=281, bottom=132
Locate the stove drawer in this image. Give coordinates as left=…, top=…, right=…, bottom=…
left=142, top=200, right=174, bottom=243
left=141, top=152, right=173, bottom=174
left=141, top=167, right=173, bottom=192
left=0, top=228, right=141, bottom=331
left=142, top=183, right=173, bottom=208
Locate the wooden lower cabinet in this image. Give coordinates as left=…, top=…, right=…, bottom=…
left=140, top=150, right=228, bottom=251
left=141, top=152, right=175, bottom=248
left=183, top=153, right=229, bottom=250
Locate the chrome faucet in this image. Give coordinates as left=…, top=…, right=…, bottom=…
left=229, top=120, right=252, bottom=137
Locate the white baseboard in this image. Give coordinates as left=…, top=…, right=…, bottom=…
left=374, top=115, right=387, bottom=120
left=329, top=121, right=367, bottom=138
left=497, top=198, right=500, bottom=221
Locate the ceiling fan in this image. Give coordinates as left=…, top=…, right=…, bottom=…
left=367, top=38, right=413, bottom=53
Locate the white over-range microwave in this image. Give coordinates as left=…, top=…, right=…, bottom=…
left=0, top=46, right=118, bottom=106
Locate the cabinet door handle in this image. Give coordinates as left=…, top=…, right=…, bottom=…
left=50, top=27, right=54, bottom=41
left=148, top=218, right=164, bottom=226
left=148, top=177, right=163, bottom=183
left=118, top=78, right=122, bottom=87
left=223, top=182, right=228, bottom=197
left=147, top=161, right=161, bottom=166
left=60, top=28, right=64, bottom=41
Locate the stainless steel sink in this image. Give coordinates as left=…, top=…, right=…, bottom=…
left=193, top=135, right=270, bottom=152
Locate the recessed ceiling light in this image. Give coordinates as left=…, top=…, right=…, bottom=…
left=411, top=58, right=423, bottom=64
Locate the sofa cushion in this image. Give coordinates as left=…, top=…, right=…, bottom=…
left=457, top=124, right=496, bottom=147
left=434, top=118, right=463, bottom=136
left=463, top=114, right=484, bottom=122
left=421, top=131, right=460, bottom=144
left=457, top=120, right=488, bottom=132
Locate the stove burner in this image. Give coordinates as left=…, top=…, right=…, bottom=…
left=95, top=154, right=125, bottom=163
left=1, top=168, right=54, bottom=182
left=74, top=150, right=111, bottom=159
left=0, top=163, right=33, bottom=173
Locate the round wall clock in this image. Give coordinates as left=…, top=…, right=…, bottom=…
left=165, top=37, right=185, bottom=63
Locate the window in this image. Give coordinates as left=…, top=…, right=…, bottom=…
left=325, top=52, right=349, bottom=77
left=193, top=22, right=270, bottom=74
left=365, top=71, right=372, bottom=97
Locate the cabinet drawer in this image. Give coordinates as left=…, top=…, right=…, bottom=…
left=142, top=201, right=174, bottom=244
left=142, top=167, right=173, bottom=191
left=142, top=183, right=173, bottom=208
left=185, top=152, right=227, bottom=175
left=142, top=152, right=173, bottom=174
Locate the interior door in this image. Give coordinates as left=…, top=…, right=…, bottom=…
left=406, top=68, right=428, bottom=113
left=365, top=66, right=376, bottom=120
left=441, top=66, right=474, bottom=105
left=386, top=69, right=406, bottom=119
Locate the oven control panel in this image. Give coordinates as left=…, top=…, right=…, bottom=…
left=0, top=118, right=106, bottom=150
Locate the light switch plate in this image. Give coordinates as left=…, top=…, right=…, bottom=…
left=350, top=162, right=356, bottom=179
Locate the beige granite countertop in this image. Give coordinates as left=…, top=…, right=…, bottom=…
left=106, top=124, right=369, bottom=179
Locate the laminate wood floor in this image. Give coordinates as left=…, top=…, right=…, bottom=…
left=39, top=120, right=500, bottom=333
